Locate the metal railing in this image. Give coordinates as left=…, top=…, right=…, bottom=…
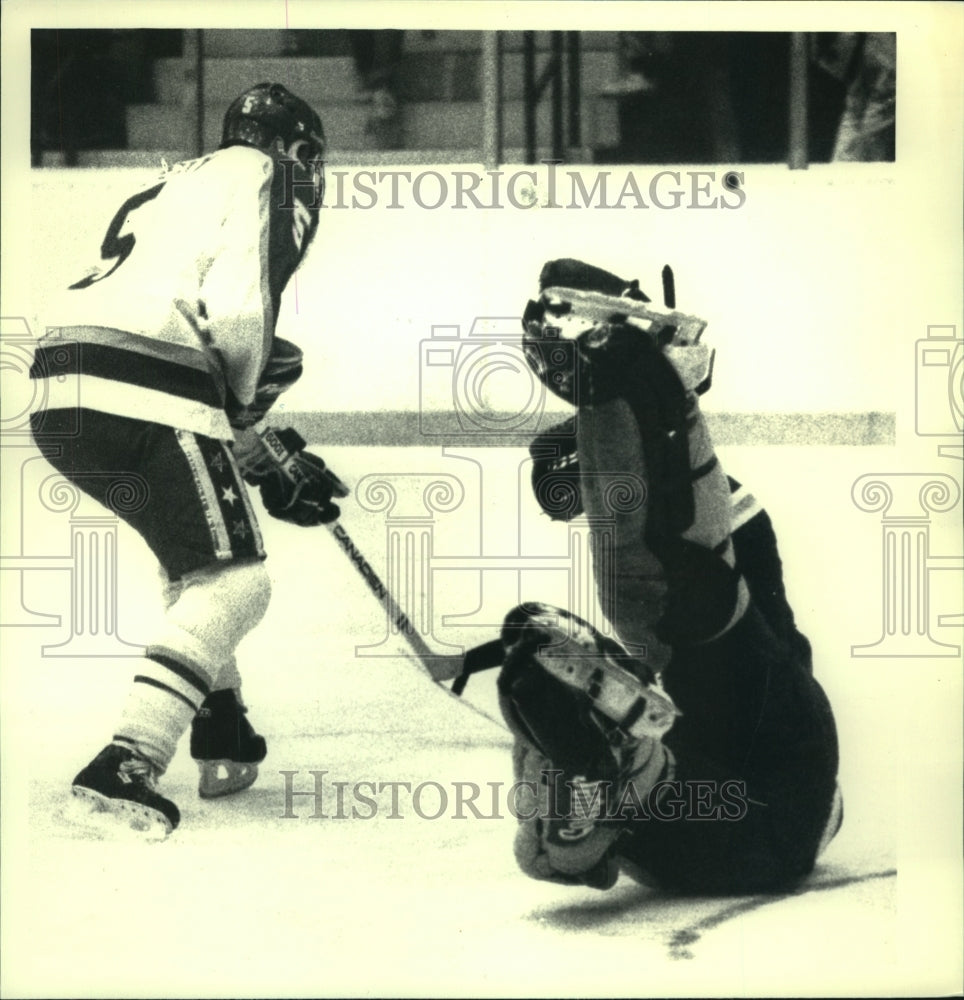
left=480, top=30, right=811, bottom=170
left=480, top=31, right=583, bottom=168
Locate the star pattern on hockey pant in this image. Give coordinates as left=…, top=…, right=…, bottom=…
left=199, top=437, right=260, bottom=558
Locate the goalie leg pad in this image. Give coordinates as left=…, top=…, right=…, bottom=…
left=577, top=368, right=749, bottom=645
left=497, top=603, right=678, bottom=889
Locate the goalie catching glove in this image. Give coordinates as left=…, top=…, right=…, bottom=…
left=235, top=426, right=349, bottom=526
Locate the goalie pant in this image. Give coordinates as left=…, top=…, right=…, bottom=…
left=613, top=486, right=843, bottom=894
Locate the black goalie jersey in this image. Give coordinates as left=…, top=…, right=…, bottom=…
left=31, top=145, right=320, bottom=440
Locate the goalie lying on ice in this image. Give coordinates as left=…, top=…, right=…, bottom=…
left=496, top=259, right=842, bottom=894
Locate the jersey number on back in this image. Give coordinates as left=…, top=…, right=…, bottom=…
left=69, top=182, right=165, bottom=290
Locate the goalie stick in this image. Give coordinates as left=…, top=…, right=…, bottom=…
left=322, top=519, right=680, bottom=742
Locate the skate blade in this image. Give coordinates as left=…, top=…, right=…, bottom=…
left=69, top=786, right=173, bottom=840
left=196, top=759, right=259, bottom=799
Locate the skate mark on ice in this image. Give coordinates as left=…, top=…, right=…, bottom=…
left=530, top=866, right=896, bottom=959
left=666, top=867, right=898, bottom=960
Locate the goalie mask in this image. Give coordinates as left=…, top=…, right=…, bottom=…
left=221, top=82, right=326, bottom=201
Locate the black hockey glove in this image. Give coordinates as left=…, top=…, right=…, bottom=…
left=236, top=426, right=349, bottom=526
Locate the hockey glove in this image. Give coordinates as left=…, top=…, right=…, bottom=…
left=235, top=426, right=349, bottom=526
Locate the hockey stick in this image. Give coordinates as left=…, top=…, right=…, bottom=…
left=323, top=518, right=511, bottom=732
left=323, top=518, right=464, bottom=684
left=321, top=519, right=679, bottom=743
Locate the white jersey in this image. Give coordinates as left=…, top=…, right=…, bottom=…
left=33, top=145, right=319, bottom=439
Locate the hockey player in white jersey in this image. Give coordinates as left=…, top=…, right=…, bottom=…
left=29, top=83, right=347, bottom=836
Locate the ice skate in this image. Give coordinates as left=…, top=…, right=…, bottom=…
left=190, top=689, right=267, bottom=798
left=71, top=743, right=179, bottom=837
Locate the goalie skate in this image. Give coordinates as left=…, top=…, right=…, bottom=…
left=541, top=285, right=708, bottom=346
left=522, top=260, right=715, bottom=405
left=540, top=285, right=713, bottom=395
left=502, top=603, right=680, bottom=742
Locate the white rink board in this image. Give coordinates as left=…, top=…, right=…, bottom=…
left=29, top=160, right=918, bottom=421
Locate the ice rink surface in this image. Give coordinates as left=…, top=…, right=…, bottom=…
left=2, top=442, right=960, bottom=998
